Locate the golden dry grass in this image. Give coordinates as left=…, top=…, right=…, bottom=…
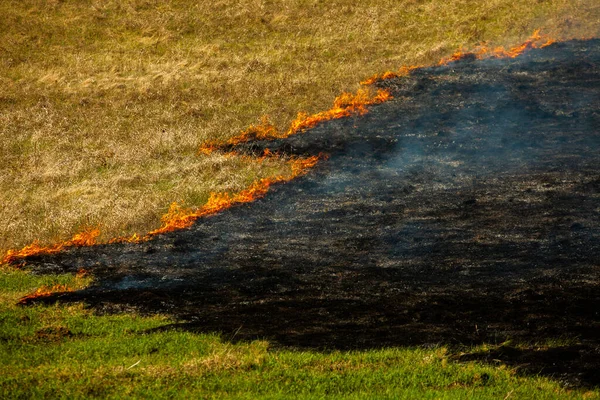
left=1, top=0, right=598, bottom=254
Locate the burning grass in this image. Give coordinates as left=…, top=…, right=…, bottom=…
left=3, top=155, right=320, bottom=266
left=0, top=25, right=563, bottom=266
left=0, top=26, right=587, bottom=266
left=360, top=30, right=557, bottom=86
left=2, top=229, right=100, bottom=266
left=437, top=29, right=557, bottom=66
left=200, top=87, right=392, bottom=152
left=15, top=268, right=90, bottom=305
left=140, top=155, right=320, bottom=237
left=1, top=0, right=598, bottom=259
left=1, top=9, right=600, bottom=392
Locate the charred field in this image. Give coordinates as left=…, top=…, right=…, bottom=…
left=16, top=39, right=600, bottom=387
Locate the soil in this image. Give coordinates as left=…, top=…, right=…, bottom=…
left=19, top=39, right=600, bottom=388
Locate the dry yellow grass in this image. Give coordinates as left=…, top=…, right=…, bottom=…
left=1, top=0, right=598, bottom=254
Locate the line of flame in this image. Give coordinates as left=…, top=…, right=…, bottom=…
left=2, top=229, right=100, bottom=266
left=359, top=30, right=556, bottom=86
left=17, top=285, right=75, bottom=304
left=146, top=156, right=320, bottom=237
left=437, top=30, right=555, bottom=66
left=17, top=269, right=89, bottom=303
left=199, top=87, right=392, bottom=154
left=109, top=155, right=319, bottom=241
left=360, top=65, right=422, bottom=86
left=3, top=156, right=320, bottom=265
left=17, top=284, right=74, bottom=304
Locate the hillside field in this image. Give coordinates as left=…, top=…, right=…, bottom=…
left=1, top=0, right=600, bottom=398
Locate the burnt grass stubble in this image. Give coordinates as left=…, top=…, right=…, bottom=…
left=18, top=39, right=600, bottom=387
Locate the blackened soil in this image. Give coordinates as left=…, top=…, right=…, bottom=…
left=22, top=40, right=600, bottom=387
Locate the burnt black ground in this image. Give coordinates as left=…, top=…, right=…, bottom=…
left=20, top=39, right=600, bottom=387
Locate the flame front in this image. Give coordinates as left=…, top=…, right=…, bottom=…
left=146, top=155, right=320, bottom=236
left=360, top=66, right=421, bottom=86
left=2, top=228, right=100, bottom=265
left=439, top=30, right=555, bottom=66
left=358, top=30, right=556, bottom=87
left=199, top=87, right=392, bottom=153
left=2, top=156, right=320, bottom=265
left=17, top=284, right=73, bottom=304
left=17, top=268, right=89, bottom=304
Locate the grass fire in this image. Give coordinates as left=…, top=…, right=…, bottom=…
left=8, top=34, right=600, bottom=390
left=0, top=30, right=559, bottom=266
left=1, top=1, right=600, bottom=398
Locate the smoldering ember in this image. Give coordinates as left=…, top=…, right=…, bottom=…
left=16, top=39, right=600, bottom=386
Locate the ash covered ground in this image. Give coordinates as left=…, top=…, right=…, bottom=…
left=22, top=40, right=600, bottom=386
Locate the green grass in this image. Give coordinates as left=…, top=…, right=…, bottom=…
left=0, top=270, right=598, bottom=398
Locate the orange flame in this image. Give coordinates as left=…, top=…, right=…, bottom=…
left=17, top=282, right=82, bottom=304
left=438, top=30, right=555, bottom=66
left=108, top=155, right=320, bottom=241
left=199, top=87, right=392, bottom=154
left=17, top=267, right=89, bottom=303
left=358, top=30, right=556, bottom=86
left=2, top=155, right=321, bottom=265
left=17, top=284, right=73, bottom=304
left=2, top=228, right=100, bottom=265
left=360, top=65, right=421, bottom=86
left=145, top=155, right=320, bottom=236
left=288, top=88, right=392, bottom=135
left=76, top=268, right=89, bottom=278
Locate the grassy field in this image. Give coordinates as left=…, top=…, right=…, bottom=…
left=2, top=0, right=600, bottom=397
left=1, top=0, right=599, bottom=253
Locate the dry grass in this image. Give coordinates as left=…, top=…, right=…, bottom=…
left=1, top=0, right=598, bottom=254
